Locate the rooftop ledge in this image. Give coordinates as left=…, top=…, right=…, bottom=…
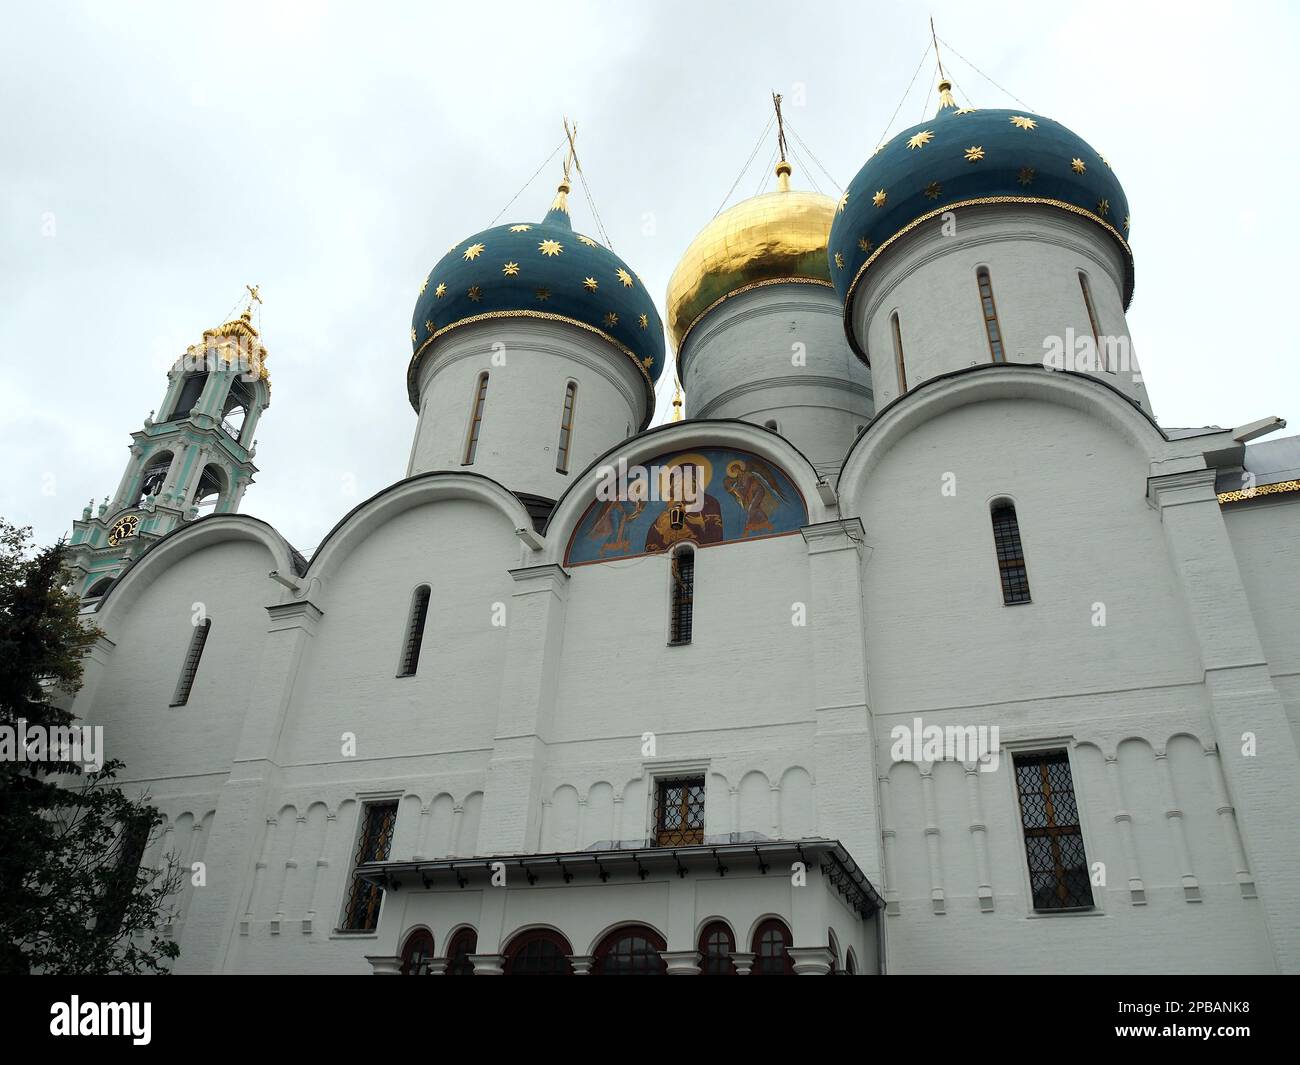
left=356, top=836, right=883, bottom=917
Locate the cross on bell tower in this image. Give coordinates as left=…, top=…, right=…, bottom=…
left=64, top=291, right=273, bottom=600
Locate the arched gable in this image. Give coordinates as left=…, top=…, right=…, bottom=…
left=546, top=419, right=830, bottom=567
left=837, top=365, right=1183, bottom=518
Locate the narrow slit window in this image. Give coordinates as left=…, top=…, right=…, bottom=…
left=170, top=618, right=212, bottom=706
left=1079, top=272, right=1107, bottom=371
left=463, top=372, right=489, bottom=465
left=891, top=311, right=908, bottom=393
left=398, top=586, right=431, bottom=677
left=991, top=502, right=1031, bottom=604
left=556, top=381, right=577, bottom=473
left=1013, top=751, right=1094, bottom=911
left=976, top=268, right=1005, bottom=362
left=669, top=546, right=695, bottom=646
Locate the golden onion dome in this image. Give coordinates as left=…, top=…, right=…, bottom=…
left=666, top=161, right=836, bottom=351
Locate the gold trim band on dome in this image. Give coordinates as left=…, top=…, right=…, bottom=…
left=405, top=309, right=658, bottom=425
left=674, top=275, right=837, bottom=358
left=1217, top=480, right=1300, bottom=505
left=841, top=196, right=1135, bottom=361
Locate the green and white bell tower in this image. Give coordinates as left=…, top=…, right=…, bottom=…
left=66, top=288, right=272, bottom=600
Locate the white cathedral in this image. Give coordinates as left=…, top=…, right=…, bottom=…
left=60, top=78, right=1300, bottom=975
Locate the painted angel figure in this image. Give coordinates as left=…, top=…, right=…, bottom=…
left=723, top=457, right=787, bottom=536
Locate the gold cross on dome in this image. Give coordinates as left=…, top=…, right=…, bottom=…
left=244, top=284, right=262, bottom=314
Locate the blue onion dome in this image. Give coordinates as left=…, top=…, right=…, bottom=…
left=828, top=78, right=1132, bottom=349
left=407, top=178, right=666, bottom=415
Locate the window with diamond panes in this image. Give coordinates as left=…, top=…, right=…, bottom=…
left=654, top=776, right=704, bottom=846
left=991, top=502, right=1031, bottom=604
left=340, top=801, right=397, bottom=931
left=1013, top=751, right=1095, bottom=911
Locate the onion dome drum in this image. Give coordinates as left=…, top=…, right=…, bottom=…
left=828, top=81, right=1132, bottom=357
left=407, top=182, right=666, bottom=412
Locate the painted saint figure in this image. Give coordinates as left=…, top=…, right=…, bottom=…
left=723, top=457, right=787, bottom=536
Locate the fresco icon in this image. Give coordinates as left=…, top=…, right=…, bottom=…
left=567, top=447, right=807, bottom=565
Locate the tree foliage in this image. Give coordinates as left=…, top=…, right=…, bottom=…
left=0, top=519, right=182, bottom=974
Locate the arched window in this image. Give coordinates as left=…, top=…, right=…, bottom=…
left=1078, top=272, right=1107, bottom=371
left=221, top=378, right=255, bottom=441
left=193, top=464, right=226, bottom=515
left=136, top=451, right=173, bottom=505
left=84, top=577, right=113, bottom=600
left=171, top=371, right=208, bottom=420
left=891, top=311, right=908, bottom=393
left=503, top=928, right=573, bottom=975
left=763, top=418, right=779, bottom=432
left=463, top=372, right=489, bottom=465
left=976, top=267, right=1005, bottom=362
left=827, top=928, right=841, bottom=973
left=751, top=918, right=793, bottom=975
left=593, top=925, right=667, bottom=975
left=170, top=618, right=212, bottom=707
left=397, top=585, right=431, bottom=677
left=445, top=927, right=477, bottom=975
left=698, top=921, right=736, bottom=975
left=991, top=501, right=1031, bottom=604
left=669, top=544, right=694, bottom=646
left=845, top=947, right=859, bottom=974
left=400, top=928, right=435, bottom=975
left=556, top=381, right=577, bottom=473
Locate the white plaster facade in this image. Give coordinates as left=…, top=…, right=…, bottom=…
left=64, top=192, right=1300, bottom=976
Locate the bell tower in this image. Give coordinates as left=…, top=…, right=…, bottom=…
left=65, top=288, right=272, bottom=600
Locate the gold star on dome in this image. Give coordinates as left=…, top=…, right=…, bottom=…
left=425, top=319, right=434, bottom=335
left=638, top=313, right=649, bottom=329
left=434, top=282, right=447, bottom=298
left=583, top=277, right=598, bottom=292
left=965, top=145, right=985, bottom=162
left=872, top=142, right=886, bottom=156
left=1071, top=158, right=1086, bottom=174
left=577, top=234, right=598, bottom=247
left=463, top=243, right=485, bottom=261
left=538, top=239, right=563, bottom=256
left=834, top=251, right=845, bottom=269
left=616, top=267, right=634, bottom=288
left=924, top=181, right=942, bottom=200
left=641, top=356, right=655, bottom=370
left=410, top=327, right=416, bottom=343
left=1009, top=115, right=1037, bottom=130
left=1018, top=167, right=1036, bottom=186
left=872, top=189, right=887, bottom=208
left=535, top=287, right=550, bottom=301
left=509, top=224, right=532, bottom=232
left=418, top=276, right=428, bottom=294
left=502, top=261, right=520, bottom=277
left=857, top=237, right=874, bottom=253
left=907, top=129, right=935, bottom=150
left=838, top=192, right=849, bottom=213
left=467, top=285, right=482, bottom=302
left=1096, top=198, right=1110, bottom=217
left=1123, top=214, right=1131, bottom=231
left=953, top=107, right=977, bottom=116
left=604, top=312, right=619, bottom=327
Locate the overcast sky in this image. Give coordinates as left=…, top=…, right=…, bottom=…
left=3, top=1, right=1297, bottom=554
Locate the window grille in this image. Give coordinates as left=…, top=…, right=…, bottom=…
left=170, top=619, right=212, bottom=706
left=340, top=801, right=397, bottom=931
left=1013, top=751, right=1095, bottom=911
